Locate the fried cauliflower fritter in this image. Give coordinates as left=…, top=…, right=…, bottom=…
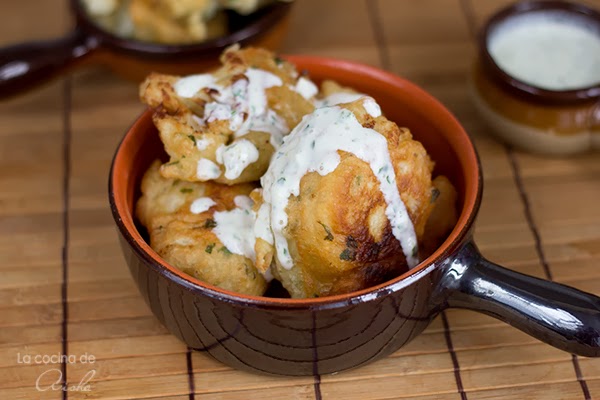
left=256, top=99, right=438, bottom=298
left=137, top=160, right=267, bottom=296
left=151, top=108, right=275, bottom=184
left=139, top=46, right=315, bottom=185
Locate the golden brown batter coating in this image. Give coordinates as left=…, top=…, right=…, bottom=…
left=137, top=161, right=267, bottom=296
left=139, top=46, right=315, bottom=185
left=255, top=100, right=441, bottom=298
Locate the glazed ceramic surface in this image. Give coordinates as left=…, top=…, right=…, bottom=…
left=0, top=0, right=292, bottom=98
left=110, top=57, right=600, bottom=376
left=471, top=0, right=600, bottom=155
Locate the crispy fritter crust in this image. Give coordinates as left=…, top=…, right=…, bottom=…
left=139, top=47, right=315, bottom=185
left=137, top=160, right=267, bottom=296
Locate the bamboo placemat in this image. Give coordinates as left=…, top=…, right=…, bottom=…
left=1, top=0, right=599, bottom=399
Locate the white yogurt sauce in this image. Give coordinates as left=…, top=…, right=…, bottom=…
left=489, top=13, right=600, bottom=90
left=243, top=69, right=282, bottom=119
left=174, top=74, right=216, bottom=98
left=174, top=68, right=293, bottom=153
left=229, top=69, right=290, bottom=147
left=190, top=197, right=216, bottom=214
left=216, top=140, right=260, bottom=180
left=234, top=195, right=254, bottom=209
left=204, top=102, right=232, bottom=122
left=362, top=97, right=382, bottom=118
left=213, top=195, right=257, bottom=262
left=258, top=99, right=419, bottom=270
left=196, top=158, right=221, bottom=180
left=315, top=92, right=365, bottom=108
left=295, top=77, right=319, bottom=99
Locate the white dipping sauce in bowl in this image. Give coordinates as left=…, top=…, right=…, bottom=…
left=488, top=11, right=600, bottom=90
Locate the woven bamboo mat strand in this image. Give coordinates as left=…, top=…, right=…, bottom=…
left=0, top=0, right=599, bottom=399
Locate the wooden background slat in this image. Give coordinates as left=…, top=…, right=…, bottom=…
left=0, top=0, right=599, bottom=399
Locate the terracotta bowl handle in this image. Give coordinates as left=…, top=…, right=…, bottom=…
left=438, top=241, right=600, bottom=357
left=0, top=27, right=99, bottom=99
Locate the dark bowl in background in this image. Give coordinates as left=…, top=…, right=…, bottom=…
left=0, top=0, right=293, bottom=98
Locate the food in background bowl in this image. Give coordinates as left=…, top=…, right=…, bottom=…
left=0, top=0, right=293, bottom=98
left=81, top=0, right=292, bottom=44
left=136, top=46, right=458, bottom=297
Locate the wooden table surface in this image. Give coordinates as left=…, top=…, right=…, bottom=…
left=1, top=1, right=600, bottom=399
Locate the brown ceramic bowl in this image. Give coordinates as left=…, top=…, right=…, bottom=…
left=470, top=0, right=600, bottom=155
left=109, top=56, right=600, bottom=376
left=0, top=0, right=292, bottom=98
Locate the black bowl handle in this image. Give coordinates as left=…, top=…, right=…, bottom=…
left=438, top=241, right=600, bottom=357
left=0, top=27, right=99, bottom=99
